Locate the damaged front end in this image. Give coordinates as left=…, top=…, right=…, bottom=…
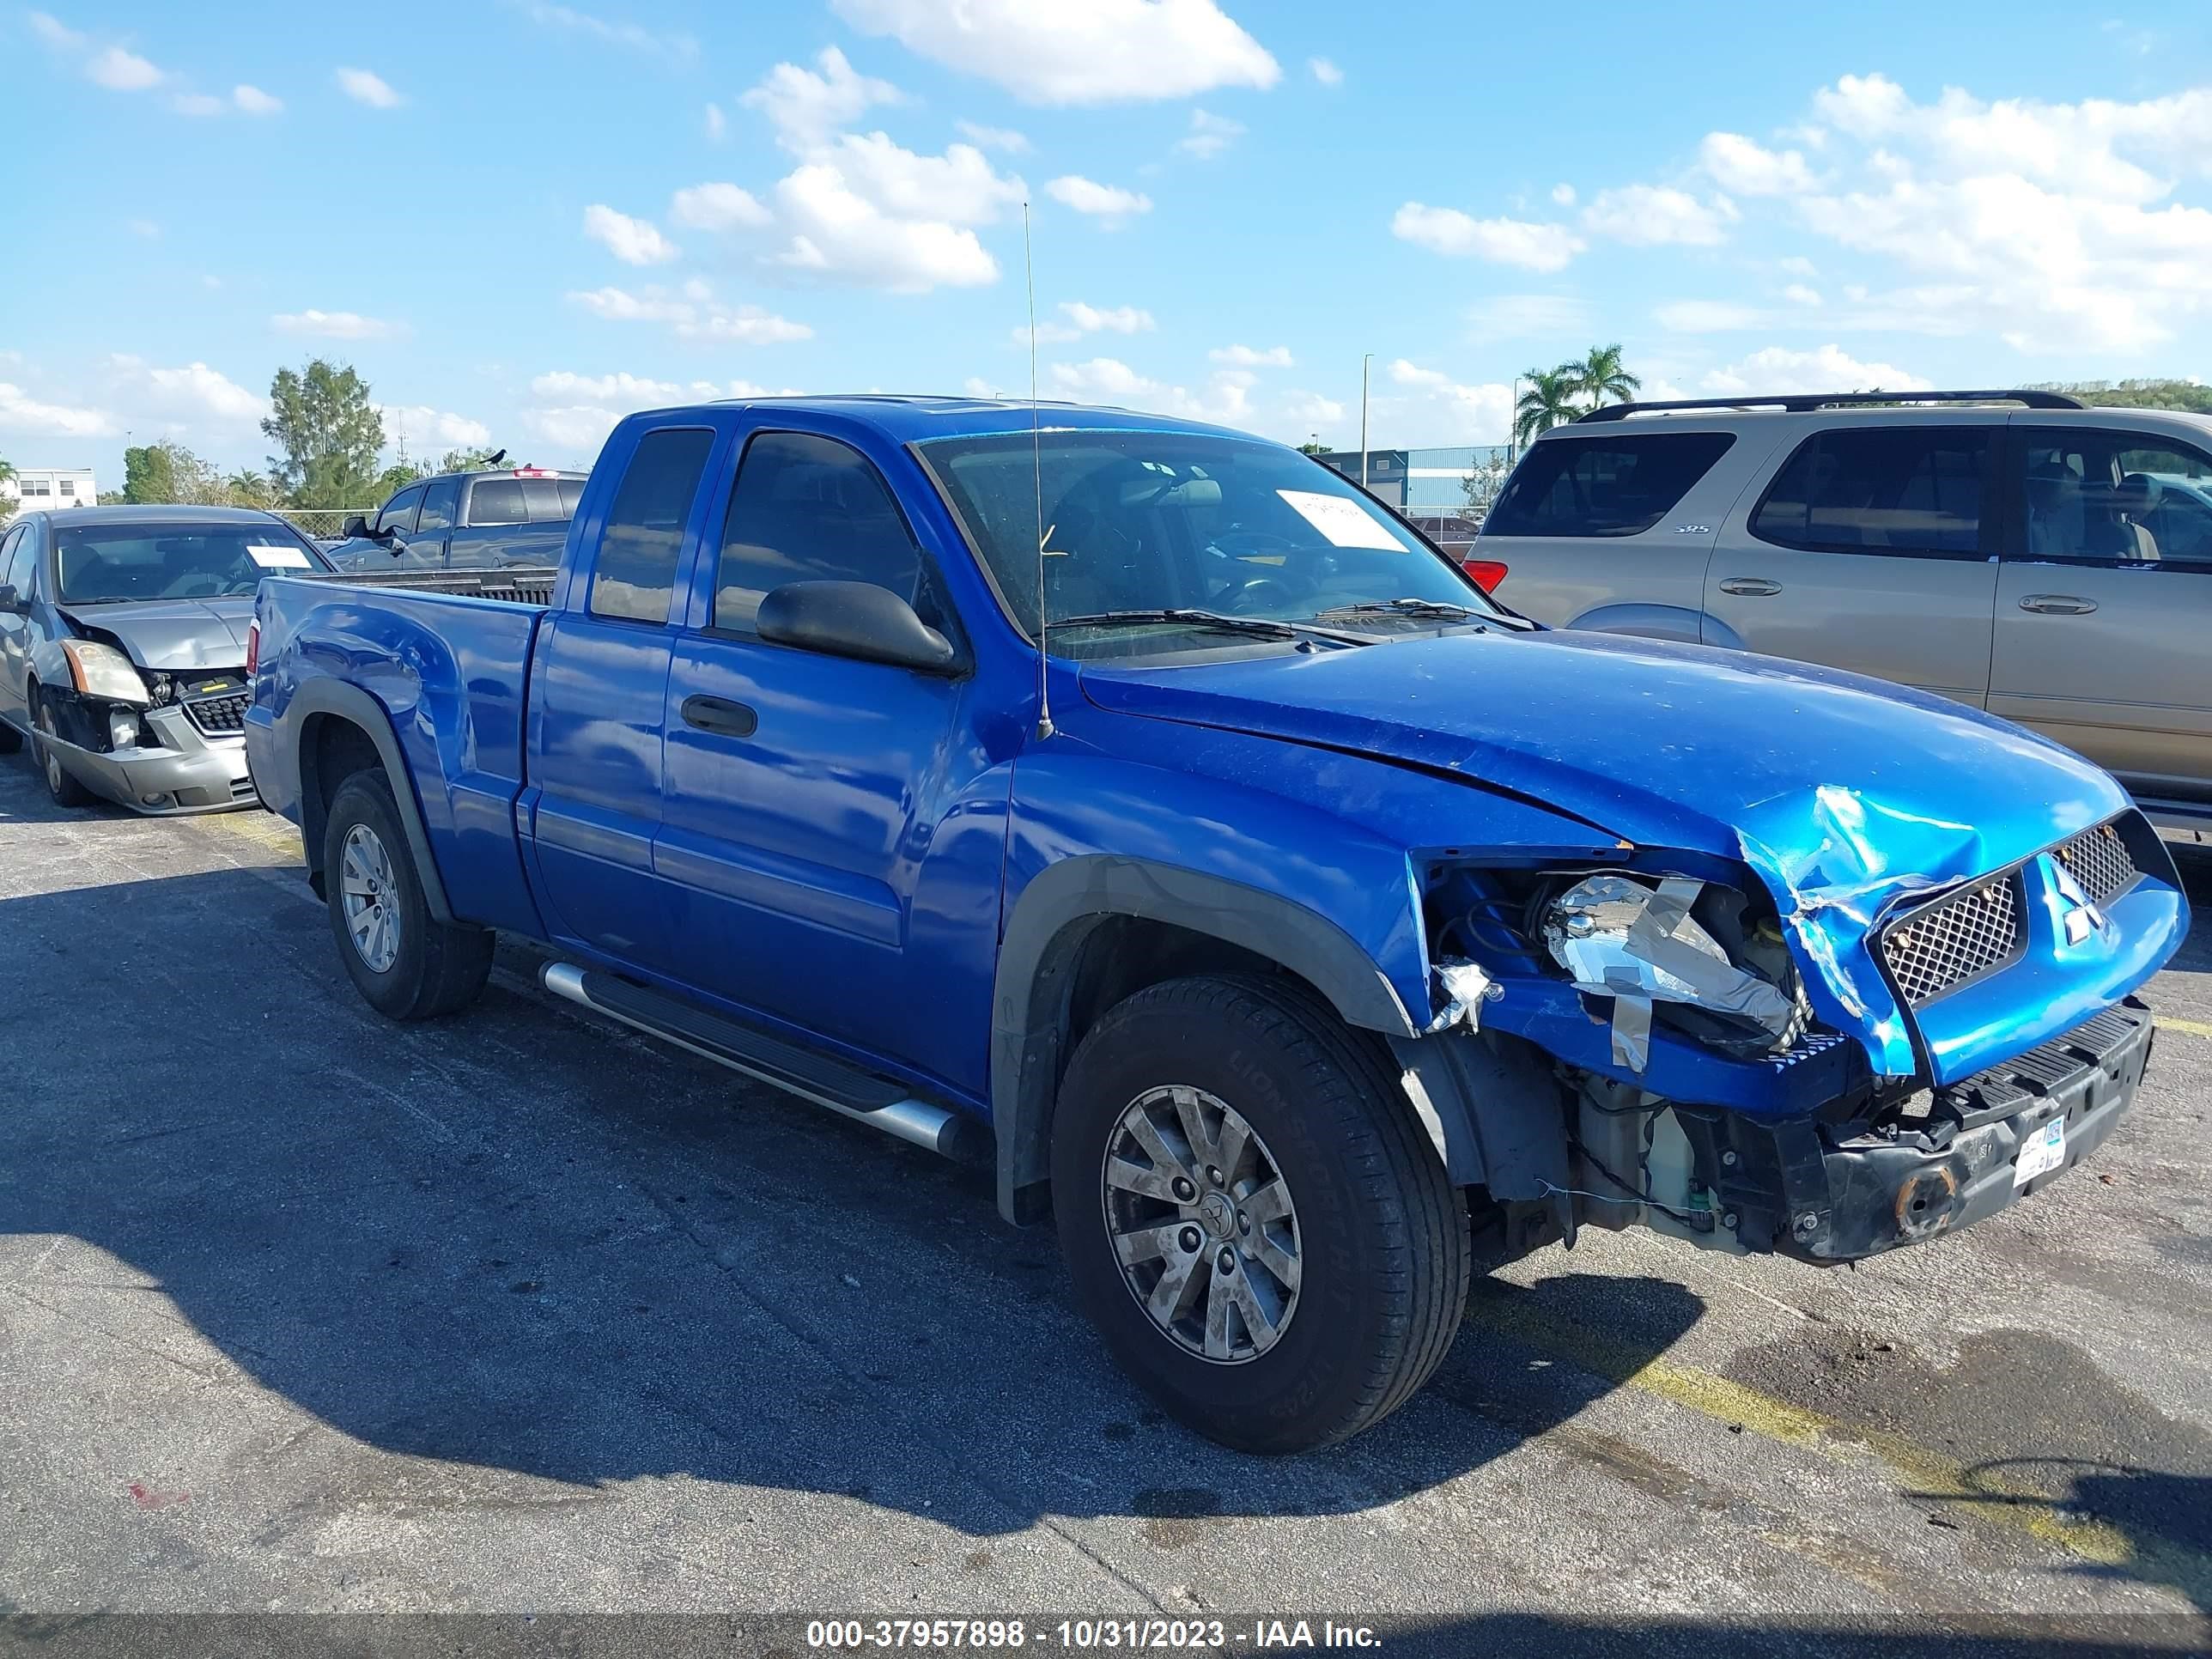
left=36, top=634, right=257, bottom=812
left=1399, top=810, right=2182, bottom=1267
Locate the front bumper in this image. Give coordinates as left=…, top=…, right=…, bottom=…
left=46, top=702, right=259, bottom=814
left=1724, top=998, right=2155, bottom=1262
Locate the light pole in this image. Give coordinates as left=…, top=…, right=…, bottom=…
left=1359, top=353, right=1372, bottom=489
left=1508, top=376, right=1522, bottom=465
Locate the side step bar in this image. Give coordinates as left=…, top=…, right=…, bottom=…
left=539, top=962, right=988, bottom=1164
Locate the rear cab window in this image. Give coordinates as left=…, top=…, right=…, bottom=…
left=469, top=478, right=528, bottom=526
left=1485, top=432, right=1736, bottom=537
left=1752, top=427, right=1995, bottom=556
left=587, top=428, right=716, bottom=624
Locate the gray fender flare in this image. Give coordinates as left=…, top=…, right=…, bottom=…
left=284, top=678, right=456, bottom=923
left=989, top=855, right=1420, bottom=1224
left=1570, top=601, right=1723, bottom=647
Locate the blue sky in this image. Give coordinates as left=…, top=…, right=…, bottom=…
left=4, top=0, right=2209, bottom=489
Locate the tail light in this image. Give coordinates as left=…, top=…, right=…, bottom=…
left=1461, top=558, right=1508, bottom=593
left=513, top=466, right=556, bottom=478
left=245, top=617, right=260, bottom=677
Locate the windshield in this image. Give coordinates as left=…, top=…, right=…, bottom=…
left=53, top=521, right=330, bottom=605
left=917, top=430, right=1494, bottom=655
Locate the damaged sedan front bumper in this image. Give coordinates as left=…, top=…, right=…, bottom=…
left=40, top=691, right=259, bottom=814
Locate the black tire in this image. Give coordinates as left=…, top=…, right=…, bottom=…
left=31, top=690, right=94, bottom=808
left=322, top=769, right=493, bottom=1020
left=1052, top=973, right=1470, bottom=1454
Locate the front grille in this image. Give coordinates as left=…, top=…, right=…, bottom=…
left=2055, top=819, right=2139, bottom=907
left=183, top=691, right=250, bottom=735
left=1881, top=875, right=2022, bottom=1006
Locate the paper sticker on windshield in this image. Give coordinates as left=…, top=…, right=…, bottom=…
left=1276, top=490, right=1404, bottom=550
left=246, top=544, right=311, bottom=569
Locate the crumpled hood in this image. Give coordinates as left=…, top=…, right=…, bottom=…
left=58, top=598, right=254, bottom=671
left=1082, top=627, right=2135, bottom=1075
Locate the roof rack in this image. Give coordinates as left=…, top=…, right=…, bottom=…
left=1574, top=389, right=2087, bottom=422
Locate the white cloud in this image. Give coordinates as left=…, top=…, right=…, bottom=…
left=0, top=381, right=113, bottom=438
left=336, top=67, right=402, bottom=108
left=1466, top=293, right=1590, bottom=343
left=1700, top=132, right=1815, bottom=196
left=379, top=404, right=493, bottom=452
left=1049, top=356, right=1257, bottom=425
left=514, top=3, right=696, bottom=61
left=27, top=12, right=85, bottom=49
left=1388, top=359, right=1446, bottom=387
left=108, top=356, right=267, bottom=425
left=272, top=309, right=404, bottom=340
left=956, top=119, right=1030, bottom=153
left=1581, top=185, right=1736, bottom=246
left=583, top=204, right=680, bottom=266
left=568, top=283, right=811, bottom=343
left=1308, top=56, right=1341, bottom=88
left=670, top=181, right=771, bottom=231
left=233, top=83, right=282, bottom=115
left=816, top=132, right=1025, bottom=224
left=88, top=45, right=161, bottom=90
left=742, top=46, right=900, bottom=149
left=830, top=0, right=1279, bottom=106
left=1391, top=204, right=1583, bottom=271
left=1210, top=343, right=1292, bottom=368
left=1700, top=343, right=1932, bottom=396
left=1177, top=108, right=1243, bottom=160
left=1065, top=301, right=1156, bottom=334
left=523, top=370, right=796, bottom=454
left=1783, top=283, right=1822, bottom=307
left=1550, top=183, right=1577, bottom=206
left=1375, top=362, right=1515, bottom=443
left=1047, top=174, right=1153, bottom=223
left=704, top=101, right=726, bottom=141
left=773, top=164, right=1000, bottom=290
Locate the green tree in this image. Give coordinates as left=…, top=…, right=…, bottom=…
left=1514, top=368, right=1583, bottom=446
left=262, top=360, right=386, bottom=509
left=1566, top=343, right=1640, bottom=412
left=2033, top=378, right=2212, bottom=415
left=0, top=455, right=15, bottom=526
left=375, top=463, right=426, bottom=499
left=122, top=440, right=234, bottom=505
left=1296, top=441, right=1328, bottom=457
left=436, top=446, right=505, bottom=472
left=227, top=469, right=278, bottom=508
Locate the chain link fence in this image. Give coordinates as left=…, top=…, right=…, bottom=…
left=274, top=509, right=376, bottom=541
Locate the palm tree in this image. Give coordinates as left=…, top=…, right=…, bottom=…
left=1515, top=368, right=1583, bottom=446
left=1568, top=343, right=1641, bottom=412
left=227, top=469, right=275, bottom=507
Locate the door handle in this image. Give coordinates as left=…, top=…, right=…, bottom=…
left=682, top=695, right=758, bottom=738
left=1718, top=577, right=1782, bottom=597
left=2018, top=593, right=2097, bottom=616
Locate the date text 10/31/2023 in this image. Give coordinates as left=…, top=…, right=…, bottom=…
left=803, top=1619, right=1385, bottom=1650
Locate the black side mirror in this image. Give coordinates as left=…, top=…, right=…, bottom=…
left=756, top=580, right=957, bottom=674
left=342, top=515, right=371, bottom=539
left=0, top=583, right=19, bottom=611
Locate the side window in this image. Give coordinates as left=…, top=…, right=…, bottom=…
left=417, top=477, right=460, bottom=532
left=469, top=477, right=527, bottom=526
left=1752, top=427, right=1991, bottom=556
left=588, top=427, right=715, bottom=625
left=1485, top=433, right=1736, bottom=538
left=711, top=431, right=927, bottom=631
left=520, top=477, right=566, bottom=521
left=375, top=485, right=425, bottom=537
left=2021, top=428, right=2212, bottom=565
left=2, top=526, right=30, bottom=593
left=556, top=477, right=584, bottom=517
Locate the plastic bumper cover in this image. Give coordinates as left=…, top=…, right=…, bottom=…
left=49, top=703, right=258, bottom=814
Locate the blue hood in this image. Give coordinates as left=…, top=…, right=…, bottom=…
left=1082, top=628, right=2142, bottom=1079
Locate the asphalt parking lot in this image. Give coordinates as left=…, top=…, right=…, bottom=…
left=3, top=757, right=2209, bottom=1655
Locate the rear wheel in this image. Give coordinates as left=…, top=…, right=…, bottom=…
left=323, top=770, right=494, bottom=1020
left=1052, top=974, right=1470, bottom=1454
left=31, top=690, right=94, bottom=808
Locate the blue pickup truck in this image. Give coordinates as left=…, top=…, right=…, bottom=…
left=246, top=395, right=2187, bottom=1453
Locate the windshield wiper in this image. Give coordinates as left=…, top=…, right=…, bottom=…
left=1046, top=609, right=1372, bottom=646
left=1315, top=598, right=1535, bottom=630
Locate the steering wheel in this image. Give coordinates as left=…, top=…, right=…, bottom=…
left=1213, top=572, right=1311, bottom=615
left=1212, top=528, right=1300, bottom=557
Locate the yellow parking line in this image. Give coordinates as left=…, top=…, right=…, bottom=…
left=197, top=811, right=302, bottom=857
left=2155, top=1016, right=2212, bottom=1042
left=1466, top=1297, right=2145, bottom=1571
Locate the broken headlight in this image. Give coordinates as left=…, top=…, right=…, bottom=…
left=61, top=639, right=153, bottom=707
left=1540, top=873, right=1807, bottom=1071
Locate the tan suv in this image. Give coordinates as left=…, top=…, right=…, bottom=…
left=1479, top=390, right=2212, bottom=829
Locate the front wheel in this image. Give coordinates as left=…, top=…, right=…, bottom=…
left=322, top=770, right=493, bottom=1020
left=32, top=692, right=94, bottom=808
left=1052, top=974, right=1470, bottom=1454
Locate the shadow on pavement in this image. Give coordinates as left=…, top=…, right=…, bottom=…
left=3, top=866, right=1701, bottom=1540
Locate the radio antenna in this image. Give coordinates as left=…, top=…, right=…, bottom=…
left=1024, top=200, right=1054, bottom=741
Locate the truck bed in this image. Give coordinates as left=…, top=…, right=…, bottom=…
left=293, top=566, right=560, bottom=607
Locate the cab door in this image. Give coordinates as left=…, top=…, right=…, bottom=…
left=523, top=424, right=722, bottom=964
left=1702, top=421, right=2002, bottom=704
left=652, top=422, right=1001, bottom=1095
left=410, top=476, right=459, bottom=568
left=0, top=525, right=33, bottom=728
left=1990, top=422, right=2212, bottom=807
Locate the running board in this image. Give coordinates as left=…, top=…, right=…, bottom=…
left=538, top=962, right=988, bottom=1164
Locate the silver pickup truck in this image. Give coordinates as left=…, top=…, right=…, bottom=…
left=1478, top=390, right=2212, bottom=829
